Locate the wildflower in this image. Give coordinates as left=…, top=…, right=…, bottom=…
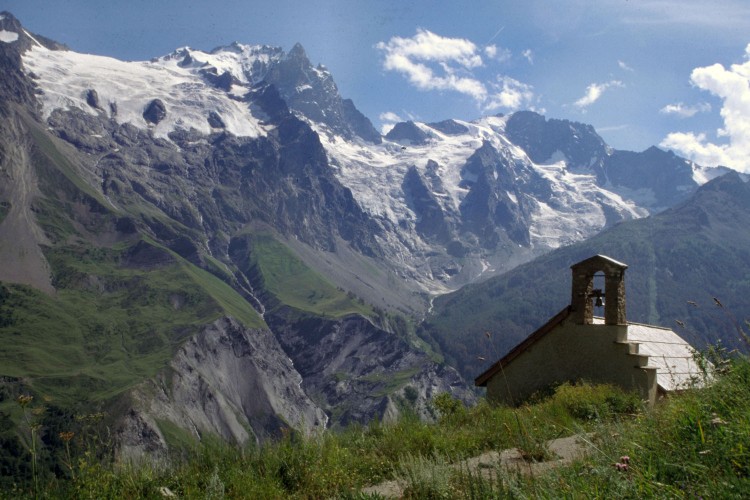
left=710, top=415, right=728, bottom=426
left=159, top=486, right=177, bottom=498
left=614, top=455, right=630, bottom=472
left=59, top=431, right=75, bottom=442
left=16, top=395, right=33, bottom=408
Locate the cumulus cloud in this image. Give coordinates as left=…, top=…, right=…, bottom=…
left=485, top=77, right=535, bottom=111
left=376, top=28, right=482, bottom=69
left=573, top=80, right=624, bottom=109
left=660, top=43, right=750, bottom=172
left=376, top=29, right=534, bottom=112
left=659, top=102, right=712, bottom=118
left=376, top=29, right=486, bottom=101
left=660, top=132, right=732, bottom=166
left=379, top=111, right=403, bottom=123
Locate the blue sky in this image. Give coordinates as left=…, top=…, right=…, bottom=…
left=6, top=0, right=750, bottom=171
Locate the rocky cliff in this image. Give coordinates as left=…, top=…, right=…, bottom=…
left=118, top=317, right=327, bottom=460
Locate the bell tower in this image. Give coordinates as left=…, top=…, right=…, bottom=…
left=570, top=255, right=628, bottom=325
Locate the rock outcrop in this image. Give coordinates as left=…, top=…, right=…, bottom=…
left=266, top=310, right=475, bottom=428
left=118, top=317, right=326, bottom=461
left=143, top=99, right=167, bottom=125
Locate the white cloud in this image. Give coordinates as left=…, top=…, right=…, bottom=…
left=379, top=111, right=403, bottom=135
left=376, top=28, right=482, bottom=70
left=659, top=102, right=711, bottom=118
left=660, top=132, right=732, bottom=166
left=379, top=111, right=403, bottom=123
left=660, top=43, right=750, bottom=172
left=522, top=49, right=534, bottom=65
left=573, top=80, right=624, bottom=109
left=618, top=60, right=634, bottom=72
left=485, top=77, right=535, bottom=111
left=376, top=29, right=487, bottom=102
left=484, top=44, right=512, bottom=63
left=377, top=29, right=535, bottom=112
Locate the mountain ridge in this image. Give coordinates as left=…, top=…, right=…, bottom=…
left=422, top=172, right=750, bottom=381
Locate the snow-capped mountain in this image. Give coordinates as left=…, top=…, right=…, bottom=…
left=0, top=10, right=733, bottom=458
left=13, top=15, right=722, bottom=294
left=1, top=12, right=478, bottom=455
left=310, top=110, right=723, bottom=291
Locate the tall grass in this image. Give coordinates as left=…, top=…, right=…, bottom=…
left=5, top=355, right=749, bottom=498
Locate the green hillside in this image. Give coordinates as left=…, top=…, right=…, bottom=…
left=0, top=240, right=264, bottom=406
left=248, top=233, right=373, bottom=318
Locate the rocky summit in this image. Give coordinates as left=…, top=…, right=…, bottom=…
left=0, top=10, right=734, bottom=460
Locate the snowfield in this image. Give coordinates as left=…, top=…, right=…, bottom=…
left=313, top=116, right=647, bottom=251
left=22, top=44, right=268, bottom=139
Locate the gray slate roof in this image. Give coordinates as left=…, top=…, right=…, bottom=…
left=626, top=322, right=707, bottom=391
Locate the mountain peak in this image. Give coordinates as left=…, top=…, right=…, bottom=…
left=0, top=12, right=67, bottom=52
left=0, top=11, right=22, bottom=28
left=0, top=11, right=26, bottom=46
left=288, top=42, right=308, bottom=60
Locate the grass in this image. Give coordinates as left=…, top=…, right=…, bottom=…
left=179, top=257, right=265, bottom=329
left=250, top=233, right=373, bottom=318
left=1, top=374, right=642, bottom=497
left=363, top=367, right=422, bottom=397
left=27, top=120, right=109, bottom=210
left=6, top=353, right=748, bottom=498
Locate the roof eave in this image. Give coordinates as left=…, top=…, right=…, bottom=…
left=474, top=306, right=572, bottom=387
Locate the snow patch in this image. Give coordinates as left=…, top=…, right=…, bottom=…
left=546, top=150, right=568, bottom=165
left=0, top=30, right=19, bottom=43
left=692, top=163, right=729, bottom=185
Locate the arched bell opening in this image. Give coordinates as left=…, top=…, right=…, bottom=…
left=570, top=255, right=627, bottom=325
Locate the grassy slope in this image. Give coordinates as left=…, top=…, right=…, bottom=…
left=0, top=241, right=263, bottom=405
left=1, top=112, right=368, bottom=415
left=250, top=233, right=373, bottom=318
left=19, top=355, right=749, bottom=499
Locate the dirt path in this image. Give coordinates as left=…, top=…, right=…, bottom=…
left=361, top=434, right=593, bottom=498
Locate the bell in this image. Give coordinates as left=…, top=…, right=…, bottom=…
left=590, top=288, right=604, bottom=308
